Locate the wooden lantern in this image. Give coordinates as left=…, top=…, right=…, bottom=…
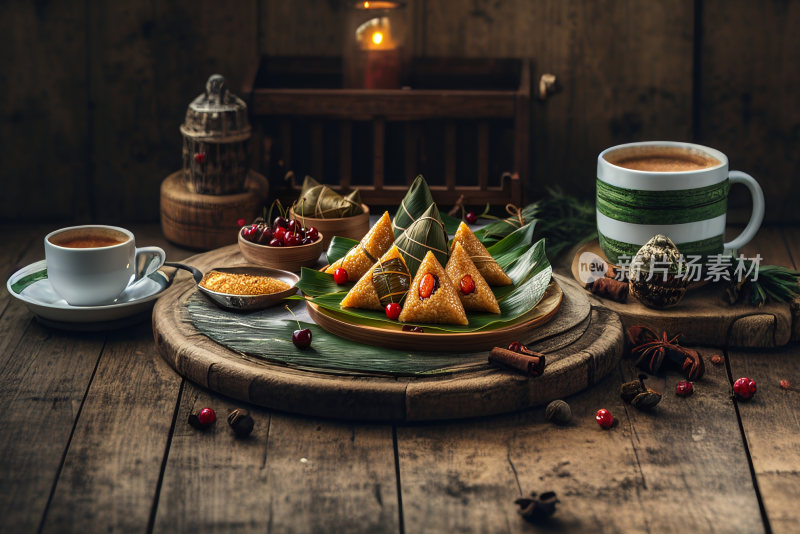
left=181, top=74, right=251, bottom=195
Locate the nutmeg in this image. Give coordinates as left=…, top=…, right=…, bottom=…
left=545, top=400, right=572, bottom=425
left=227, top=408, right=255, bottom=437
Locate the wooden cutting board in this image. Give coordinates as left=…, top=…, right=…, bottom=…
left=569, top=241, right=796, bottom=348
left=152, top=245, right=624, bottom=421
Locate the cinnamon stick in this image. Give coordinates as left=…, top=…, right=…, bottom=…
left=489, top=347, right=546, bottom=377
left=590, top=277, right=628, bottom=302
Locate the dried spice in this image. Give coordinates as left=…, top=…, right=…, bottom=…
left=627, top=326, right=705, bottom=380
left=620, top=374, right=662, bottom=410
left=545, top=400, right=572, bottom=425
left=589, top=277, right=628, bottom=302
left=488, top=346, right=546, bottom=377
left=228, top=408, right=255, bottom=437
left=515, top=491, right=559, bottom=522
left=711, top=354, right=724, bottom=366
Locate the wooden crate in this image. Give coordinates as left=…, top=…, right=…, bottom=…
left=245, top=57, right=530, bottom=208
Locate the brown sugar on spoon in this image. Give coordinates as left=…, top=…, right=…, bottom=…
left=199, top=271, right=291, bottom=295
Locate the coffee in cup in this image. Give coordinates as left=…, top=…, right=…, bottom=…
left=44, top=225, right=166, bottom=306
left=596, top=141, right=764, bottom=263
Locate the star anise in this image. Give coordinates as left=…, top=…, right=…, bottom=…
left=627, top=326, right=705, bottom=380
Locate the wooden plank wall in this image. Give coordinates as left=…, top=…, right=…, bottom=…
left=1, top=0, right=798, bottom=223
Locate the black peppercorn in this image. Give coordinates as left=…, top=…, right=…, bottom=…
left=227, top=408, right=254, bottom=437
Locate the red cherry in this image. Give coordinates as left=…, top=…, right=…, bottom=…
left=292, top=328, right=312, bottom=349
left=273, top=226, right=286, bottom=241
left=284, top=234, right=300, bottom=247
left=676, top=381, right=694, bottom=397
left=287, top=219, right=298, bottom=234
left=596, top=408, right=614, bottom=429
left=733, top=377, right=757, bottom=400
left=306, top=227, right=319, bottom=241
left=273, top=216, right=288, bottom=229
left=241, top=225, right=258, bottom=242
left=385, top=302, right=402, bottom=320
left=257, top=227, right=273, bottom=245
left=465, top=211, right=478, bottom=224
left=301, top=237, right=313, bottom=245
left=268, top=237, right=283, bottom=247
left=780, top=379, right=791, bottom=389
left=194, top=152, right=206, bottom=164
left=333, top=268, right=348, bottom=285
left=507, top=341, right=525, bottom=353
left=236, top=218, right=247, bottom=227
left=198, top=407, right=216, bottom=425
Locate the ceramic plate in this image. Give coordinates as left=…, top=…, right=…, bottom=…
left=6, top=260, right=173, bottom=328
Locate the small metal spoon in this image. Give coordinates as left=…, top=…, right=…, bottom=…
left=165, top=262, right=299, bottom=312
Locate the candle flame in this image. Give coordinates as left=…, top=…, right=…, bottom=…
left=372, top=31, right=383, bottom=45
left=363, top=1, right=370, bottom=7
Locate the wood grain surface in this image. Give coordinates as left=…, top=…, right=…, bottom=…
left=1, top=223, right=798, bottom=533
left=4, top=2, right=800, bottom=223
left=570, top=240, right=794, bottom=348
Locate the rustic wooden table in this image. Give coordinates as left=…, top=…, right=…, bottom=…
left=1, top=223, right=798, bottom=533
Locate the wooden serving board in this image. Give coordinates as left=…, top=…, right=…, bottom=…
left=152, top=246, right=624, bottom=421
left=570, top=241, right=794, bottom=348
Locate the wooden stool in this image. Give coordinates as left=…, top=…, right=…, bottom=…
left=160, top=170, right=269, bottom=251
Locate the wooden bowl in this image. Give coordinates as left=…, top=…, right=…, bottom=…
left=238, top=232, right=325, bottom=272
left=289, top=204, right=370, bottom=249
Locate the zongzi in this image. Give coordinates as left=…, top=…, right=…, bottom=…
left=451, top=222, right=512, bottom=286
left=392, top=174, right=436, bottom=238
left=340, top=246, right=411, bottom=310
left=446, top=242, right=500, bottom=313
left=294, top=175, right=363, bottom=218
left=398, top=251, right=468, bottom=326
left=395, top=203, right=449, bottom=276
left=325, top=211, right=394, bottom=282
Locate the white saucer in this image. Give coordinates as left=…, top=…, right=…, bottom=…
left=6, top=260, right=173, bottom=330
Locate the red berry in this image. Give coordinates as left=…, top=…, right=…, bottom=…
left=268, top=237, right=283, bottom=247
left=284, top=234, right=300, bottom=247
left=459, top=274, right=476, bottom=295
left=306, top=227, right=319, bottom=241
left=596, top=408, right=614, bottom=429
left=465, top=211, right=478, bottom=224
left=287, top=219, right=298, bottom=234
left=292, top=328, right=312, bottom=349
left=198, top=407, right=216, bottom=425
left=273, top=216, right=288, bottom=229
left=733, top=377, right=757, bottom=400
left=333, top=268, right=348, bottom=285
left=273, top=226, right=286, bottom=241
left=418, top=273, right=438, bottom=299
left=241, top=225, right=258, bottom=242
left=236, top=218, right=247, bottom=227
left=385, top=302, right=402, bottom=320
left=257, top=227, right=273, bottom=245
left=780, top=379, right=791, bottom=389
left=194, top=152, right=206, bottom=164
left=507, top=341, right=525, bottom=353
left=676, top=381, right=694, bottom=397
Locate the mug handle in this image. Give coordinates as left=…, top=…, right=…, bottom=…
left=723, top=171, right=765, bottom=252
left=134, top=246, right=167, bottom=281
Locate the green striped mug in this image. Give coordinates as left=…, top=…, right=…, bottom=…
left=596, top=141, right=764, bottom=263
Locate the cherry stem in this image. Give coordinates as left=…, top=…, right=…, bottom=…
left=285, top=305, right=302, bottom=330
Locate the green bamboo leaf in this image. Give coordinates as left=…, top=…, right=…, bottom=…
left=441, top=213, right=462, bottom=235
left=296, top=267, right=349, bottom=297
left=392, top=175, right=437, bottom=238
left=326, top=236, right=359, bottom=265
left=186, top=295, right=488, bottom=376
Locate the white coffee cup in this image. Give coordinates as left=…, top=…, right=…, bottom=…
left=44, top=225, right=166, bottom=306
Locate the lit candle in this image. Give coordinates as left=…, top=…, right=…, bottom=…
left=356, top=16, right=400, bottom=89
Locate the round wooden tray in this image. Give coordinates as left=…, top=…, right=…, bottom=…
left=153, top=245, right=624, bottom=421
left=568, top=240, right=794, bottom=348
left=306, top=282, right=562, bottom=352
